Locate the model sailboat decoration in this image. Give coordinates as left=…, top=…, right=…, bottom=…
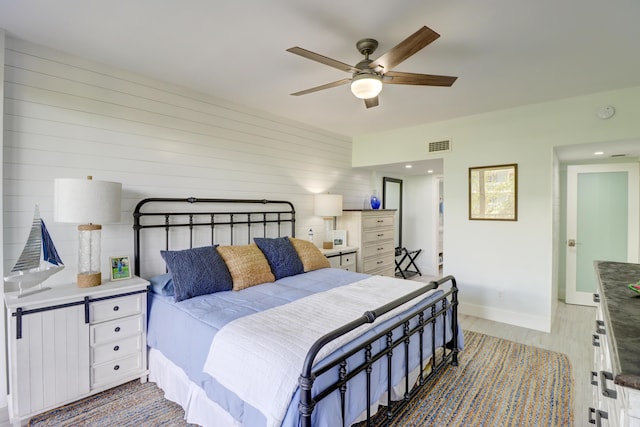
left=4, top=206, right=64, bottom=297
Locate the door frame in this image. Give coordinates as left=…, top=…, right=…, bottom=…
left=565, top=163, right=639, bottom=305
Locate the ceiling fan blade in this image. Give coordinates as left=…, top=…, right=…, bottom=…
left=287, top=47, right=359, bottom=73
left=364, top=97, right=379, bottom=109
left=369, top=26, right=440, bottom=71
left=383, top=71, right=457, bottom=86
left=290, top=78, right=351, bottom=96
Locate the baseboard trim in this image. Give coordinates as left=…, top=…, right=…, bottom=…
left=459, top=302, right=551, bottom=333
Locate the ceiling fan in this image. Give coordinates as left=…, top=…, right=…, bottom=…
left=287, top=26, right=457, bottom=109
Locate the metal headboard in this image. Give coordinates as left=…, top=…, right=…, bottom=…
left=133, top=197, right=296, bottom=277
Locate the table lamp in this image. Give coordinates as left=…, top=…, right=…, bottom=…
left=54, top=176, right=122, bottom=287
left=314, top=193, right=343, bottom=249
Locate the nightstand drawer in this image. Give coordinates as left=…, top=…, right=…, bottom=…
left=341, top=253, right=355, bottom=266
left=90, top=294, right=143, bottom=324
left=91, top=334, right=142, bottom=365
left=91, top=353, right=142, bottom=389
left=90, top=314, right=143, bottom=346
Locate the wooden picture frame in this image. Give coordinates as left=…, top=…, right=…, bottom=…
left=332, top=230, right=347, bottom=248
left=110, top=255, right=132, bottom=281
left=469, top=163, right=518, bottom=221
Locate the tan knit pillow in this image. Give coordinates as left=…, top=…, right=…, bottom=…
left=289, top=238, right=330, bottom=272
left=217, top=244, right=275, bottom=291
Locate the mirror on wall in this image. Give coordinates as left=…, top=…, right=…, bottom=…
left=382, top=177, right=403, bottom=248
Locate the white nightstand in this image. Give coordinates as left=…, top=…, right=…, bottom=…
left=320, top=246, right=358, bottom=271
left=4, top=276, right=149, bottom=426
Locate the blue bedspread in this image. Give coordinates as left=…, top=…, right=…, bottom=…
left=147, top=268, right=460, bottom=426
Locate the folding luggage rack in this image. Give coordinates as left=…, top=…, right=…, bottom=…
left=395, top=247, right=422, bottom=279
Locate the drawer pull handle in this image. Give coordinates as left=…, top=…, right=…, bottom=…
left=114, top=365, right=120, bottom=371
left=377, top=219, right=384, bottom=223
left=377, top=247, right=384, bottom=251
left=588, top=407, right=608, bottom=426
left=377, top=260, right=383, bottom=265
left=595, top=320, right=606, bottom=335
left=377, top=233, right=384, bottom=237
left=593, top=293, right=600, bottom=303
left=115, top=326, right=121, bottom=333
left=592, top=334, right=600, bottom=347
left=590, top=371, right=598, bottom=386
left=113, top=306, right=119, bottom=311
left=600, top=371, right=617, bottom=399
left=114, top=345, right=120, bottom=352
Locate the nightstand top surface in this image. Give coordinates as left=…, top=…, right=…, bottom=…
left=4, top=276, right=148, bottom=309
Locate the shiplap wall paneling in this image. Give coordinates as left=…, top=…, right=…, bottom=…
left=3, top=36, right=370, bottom=288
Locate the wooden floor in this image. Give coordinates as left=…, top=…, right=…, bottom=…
left=0, top=295, right=595, bottom=427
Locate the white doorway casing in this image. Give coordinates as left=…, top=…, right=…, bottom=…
left=565, top=163, right=639, bottom=305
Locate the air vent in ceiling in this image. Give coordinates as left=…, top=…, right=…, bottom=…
left=428, top=139, right=451, bottom=153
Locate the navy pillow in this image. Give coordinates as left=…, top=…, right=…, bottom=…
left=254, top=237, right=304, bottom=280
left=160, top=245, right=232, bottom=302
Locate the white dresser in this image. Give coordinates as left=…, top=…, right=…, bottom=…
left=592, top=261, right=640, bottom=427
left=320, top=246, right=358, bottom=271
left=4, top=276, right=149, bottom=426
left=337, top=210, right=396, bottom=277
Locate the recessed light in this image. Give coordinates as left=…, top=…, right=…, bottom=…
left=405, top=165, right=412, bottom=169
left=594, top=151, right=604, bottom=156
left=427, top=170, right=434, bottom=174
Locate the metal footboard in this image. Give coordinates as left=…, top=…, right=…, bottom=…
left=299, top=275, right=459, bottom=427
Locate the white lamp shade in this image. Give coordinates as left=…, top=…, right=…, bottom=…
left=350, top=74, right=383, bottom=99
left=314, top=194, right=343, bottom=217
left=54, top=178, right=122, bottom=224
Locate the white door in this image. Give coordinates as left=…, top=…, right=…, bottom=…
left=565, top=163, right=639, bottom=305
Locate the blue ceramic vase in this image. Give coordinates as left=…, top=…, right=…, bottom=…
left=370, top=192, right=381, bottom=209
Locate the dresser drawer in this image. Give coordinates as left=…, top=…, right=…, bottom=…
left=91, top=353, right=142, bottom=389
left=363, top=215, right=394, bottom=229
left=362, top=241, right=395, bottom=259
left=90, top=314, right=143, bottom=346
left=363, top=254, right=395, bottom=272
left=363, top=228, right=394, bottom=244
left=91, top=334, right=142, bottom=365
left=90, top=294, right=143, bottom=324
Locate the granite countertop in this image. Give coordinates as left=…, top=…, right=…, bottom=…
left=594, top=261, right=640, bottom=390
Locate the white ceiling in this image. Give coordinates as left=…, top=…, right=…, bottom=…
left=1, top=0, right=640, bottom=145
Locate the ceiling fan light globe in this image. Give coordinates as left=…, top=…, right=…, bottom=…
left=350, top=74, right=382, bottom=99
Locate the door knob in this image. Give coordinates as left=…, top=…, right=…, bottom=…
left=567, top=239, right=576, bottom=247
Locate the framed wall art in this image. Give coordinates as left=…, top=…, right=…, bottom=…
left=469, top=163, right=518, bottom=221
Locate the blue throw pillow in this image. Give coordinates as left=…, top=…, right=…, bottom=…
left=160, top=245, right=232, bottom=302
left=254, top=237, right=304, bottom=280
left=149, top=273, right=174, bottom=296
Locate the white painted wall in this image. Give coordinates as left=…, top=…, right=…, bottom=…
left=1, top=35, right=372, bottom=406
left=353, top=86, right=640, bottom=332
left=0, top=29, right=7, bottom=407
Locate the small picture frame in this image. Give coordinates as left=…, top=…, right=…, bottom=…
left=332, top=230, right=347, bottom=248
left=110, top=256, right=132, bottom=281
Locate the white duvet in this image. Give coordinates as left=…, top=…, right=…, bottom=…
left=202, top=275, right=436, bottom=427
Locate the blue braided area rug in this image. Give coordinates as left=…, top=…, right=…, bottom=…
left=357, top=330, right=574, bottom=427
left=28, top=331, right=573, bottom=427
left=28, top=379, right=197, bottom=427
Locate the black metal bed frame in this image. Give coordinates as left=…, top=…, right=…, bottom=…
left=132, top=197, right=459, bottom=427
